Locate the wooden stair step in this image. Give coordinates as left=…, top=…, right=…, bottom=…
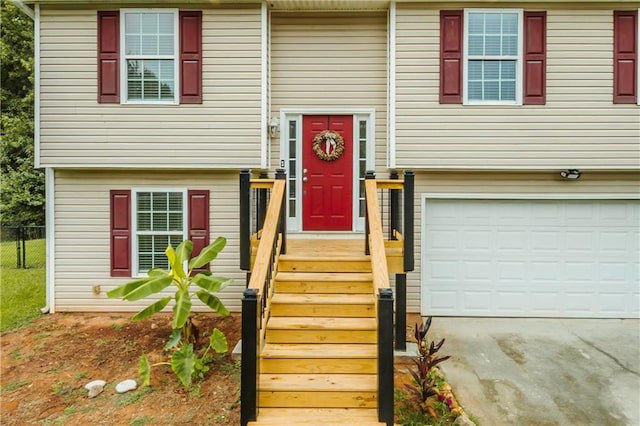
left=266, top=316, right=377, bottom=344
left=279, top=254, right=371, bottom=272
left=270, top=293, right=375, bottom=317
left=261, top=343, right=377, bottom=358
left=267, top=316, right=377, bottom=330
left=259, top=374, right=376, bottom=392
left=260, top=343, right=377, bottom=373
left=272, top=293, right=375, bottom=305
left=274, top=272, right=374, bottom=294
left=258, top=389, right=377, bottom=408
left=248, top=408, right=383, bottom=425
left=275, top=281, right=373, bottom=294
left=275, top=272, right=374, bottom=282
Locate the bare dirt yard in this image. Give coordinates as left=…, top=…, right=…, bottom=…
left=1, top=312, right=242, bottom=425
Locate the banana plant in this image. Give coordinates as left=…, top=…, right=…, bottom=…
left=107, top=237, right=231, bottom=387
left=139, top=328, right=228, bottom=388
left=107, top=237, right=231, bottom=342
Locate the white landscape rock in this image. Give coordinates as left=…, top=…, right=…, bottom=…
left=115, top=379, right=137, bottom=394
left=84, top=380, right=107, bottom=390
left=84, top=380, right=107, bottom=398
left=87, top=384, right=104, bottom=398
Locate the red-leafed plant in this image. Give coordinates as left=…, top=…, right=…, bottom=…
left=404, top=317, right=451, bottom=415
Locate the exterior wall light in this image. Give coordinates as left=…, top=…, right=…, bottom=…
left=268, top=117, right=280, bottom=137
left=560, top=169, right=581, bottom=179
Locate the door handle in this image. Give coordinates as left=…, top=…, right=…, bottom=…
left=303, top=177, right=308, bottom=182
left=303, top=168, right=308, bottom=174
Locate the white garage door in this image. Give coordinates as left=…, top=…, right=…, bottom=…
left=422, top=198, right=640, bottom=318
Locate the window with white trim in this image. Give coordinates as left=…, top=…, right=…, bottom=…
left=122, top=10, right=178, bottom=103
left=133, top=189, right=186, bottom=274
left=464, top=9, right=522, bottom=104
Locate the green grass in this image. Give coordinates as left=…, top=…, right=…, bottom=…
left=1, top=380, right=30, bottom=392
left=0, top=239, right=46, bottom=332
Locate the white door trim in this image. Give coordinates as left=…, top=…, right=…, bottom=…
left=280, top=109, right=376, bottom=232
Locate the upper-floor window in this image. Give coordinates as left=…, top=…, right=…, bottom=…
left=440, top=9, right=545, bottom=105
left=464, top=10, right=522, bottom=104
left=98, top=10, right=202, bottom=105
left=122, top=10, right=178, bottom=104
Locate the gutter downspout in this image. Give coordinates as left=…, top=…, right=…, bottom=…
left=28, top=3, right=51, bottom=314
left=43, top=167, right=54, bottom=314
left=14, top=1, right=49, bottom=313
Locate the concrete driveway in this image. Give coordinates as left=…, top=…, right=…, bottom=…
left=425, top=318, right=640, bottom=426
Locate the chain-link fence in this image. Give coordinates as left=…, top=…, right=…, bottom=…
left=1, top=225, right=46, bottom=269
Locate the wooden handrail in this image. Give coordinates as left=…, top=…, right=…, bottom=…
left=250, top=179, right=276, bottom=189
left=374, top=179, right=404, bottom=190
left=365, top=179, right=390, bottom=292
left=247, top=179, right=285, bottom=294
left=241, top=172, right=286, bottom=426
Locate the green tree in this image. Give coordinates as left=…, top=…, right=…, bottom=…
left=1, top=0, right=43, bottom=226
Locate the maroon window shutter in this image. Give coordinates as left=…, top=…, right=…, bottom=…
left=613, top=11, right=638, bottom=104
left=524, top=11, right=547, bottom=105
left=179, top=11, right=203, bottom=104
left=188, top=190, right=210, bottom=273
left=98, top=11, right=120, bottom=103
left=110, top=190, right=131, bottom=277
left=440, top=11, right=463, bottom=104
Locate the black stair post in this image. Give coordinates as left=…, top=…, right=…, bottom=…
left=275, top=168, right=287, bottom=254
left=239, top=169, right=251, bottom=274
left=365, top=171, right=376, bottom=255
left=240, top=288, right=258, bottom=426
left=378, top=288, right=395, bottom=426
left=389, top=170, right=400, bottom=240
left=403, top=170, right=415, bottom=272
left=257, top=171, right=268, bottom=233
left=395, top=274, right=407, bottom=351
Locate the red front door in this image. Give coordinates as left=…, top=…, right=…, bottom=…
left=302, top=115, right=353, bottom=231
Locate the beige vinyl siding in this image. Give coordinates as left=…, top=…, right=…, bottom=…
left=403, top=171, right=640, bottom=313
left=395, top=6, right=640, bottom=170
left=270, top=12, right=389, bottom=170
left=53, top=170, right=245, bottom=312
left=39, top=6, right=262, bottom=169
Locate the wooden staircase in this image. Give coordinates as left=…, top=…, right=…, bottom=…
left=248, top=239, right=385, bottom=425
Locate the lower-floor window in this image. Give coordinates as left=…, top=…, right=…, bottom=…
left=134, top=189, right=187, bottom=274
left=110, top=187, right=209, bottom=277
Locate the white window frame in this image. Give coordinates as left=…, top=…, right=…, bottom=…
left=131, top=188, right=187, bottom=276
left=463, top=8, right=524, bottom=105
left=120, top=9, right=179, bottom=105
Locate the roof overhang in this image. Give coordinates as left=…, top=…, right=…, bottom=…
left=25, top=0, right=640, bottom=7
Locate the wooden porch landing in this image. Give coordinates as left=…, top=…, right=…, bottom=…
left=286, top=237, right=366, bottom=255
left=249, top=237, right=386, bottom=425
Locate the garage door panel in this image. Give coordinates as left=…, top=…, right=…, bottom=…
left=462, top=291, right=492, bottom=312
left=567, top=231, right=596, bottom=253
left=430, top=230, right=458, bottom=251
left=498, top=261, right=528, bottom=280
left=565, top=261, right=596, bottom=283
left=530, top=230, right=561, bottom=253
left=423, top=199, right=640, bottom=318
left=600, top=231, right=631, bottom=253
left=600, top=261, right=634, bottom=283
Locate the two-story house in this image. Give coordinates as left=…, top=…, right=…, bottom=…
left=29, top=0, right=638, bottom=319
